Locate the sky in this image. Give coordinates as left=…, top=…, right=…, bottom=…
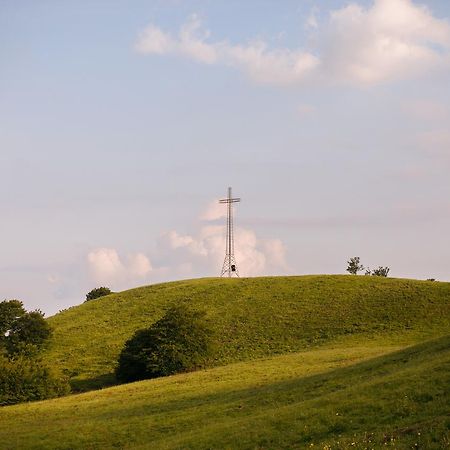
left=1, top=0, right=450, bottom=315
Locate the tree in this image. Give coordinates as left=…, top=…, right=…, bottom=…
left=346, top=257, right=364, bottom=275
left=0, top=300, right=69, bottom=405
left=85, top=287, right=112, bottom=302
left=371, top=266, right=390, bottom=277
left=0, top=300, right=26, bottom=340
left=7, top=310, right=52, bottom=354
left=0, top=300, right=52, bottom=354
left=116, top=304, right=215, bottom=383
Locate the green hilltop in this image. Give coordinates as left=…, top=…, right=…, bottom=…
left=44, top=275, right=450, bottom=391
left=1, top=275, right=450, bottom=449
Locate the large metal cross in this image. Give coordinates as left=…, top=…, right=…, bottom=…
left=219, top=187, right=241, bottom=277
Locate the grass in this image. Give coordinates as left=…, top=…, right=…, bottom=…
left=1, top=335, right=449, bottom=449
left=45, top=275, right=450, bottom=391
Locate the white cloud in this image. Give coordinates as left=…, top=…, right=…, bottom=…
left=324, top=0, right=450, bottom=85
left=403, top=99, right=449, bottom=121
left=135, top=0, right=450, bottom=86
left=157, top=225, right=289, bottom=277
left=134, top=14, right=217, bottom=64
left=297, top=103, right=316, bottom=117
left=305, top=7, right=319, bottom=30
left=162, top=230, right=208, bottom=256
left=200, top=199, right=227, bottom=221
left=128, top=253, right=153, bottom=277
left=87, top=248, right=152, bottom=287
left=134, top=25, right=173, bottom=54
left=47, top=275, right=59, bottom=284
left=86, top=197, right=288, bottom=286
left=135, top=14, right=319, bottom=85
left=417, top=129, right=450, bottom=157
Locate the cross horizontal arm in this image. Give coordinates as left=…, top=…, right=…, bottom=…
left=219, top=198, right=241, bottom=203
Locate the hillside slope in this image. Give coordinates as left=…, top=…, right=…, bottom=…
left=1, top=335, right=449, bottom=449
left=45, top=275, right=450, bottom=390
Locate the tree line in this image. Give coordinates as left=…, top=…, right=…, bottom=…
left=346, top=256, right=390, bottom=277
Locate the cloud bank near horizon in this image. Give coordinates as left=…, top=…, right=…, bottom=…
left=135, top=0, right=450, bottom=86
left=84, top=200, right=289, bottom=290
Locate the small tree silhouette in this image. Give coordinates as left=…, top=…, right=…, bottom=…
left=346, top=257, right=365, bottom=275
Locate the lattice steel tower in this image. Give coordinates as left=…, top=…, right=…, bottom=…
left=219, top=187, right=241, bottom=277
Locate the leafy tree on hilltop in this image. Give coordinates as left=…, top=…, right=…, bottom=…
left=7, top=310, right=52, bottom=354
left=0, top=300, right=69, bottom=405
left=116, top=304, right=215, bottom=383
left=0, top=299, right=25, bottom=339
left=85, top=287, right=112, bottom=302
left=0, top=300, right=51, bottom=354
left=346, top=257, right=365, bottom=275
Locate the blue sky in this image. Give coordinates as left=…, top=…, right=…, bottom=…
left=1, top=0, right=450, bottom=315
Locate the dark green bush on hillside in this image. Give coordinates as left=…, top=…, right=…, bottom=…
left=116, top=304, right=215, bottom=383
left=0, top=353, right=70, bottom=406
left=85, top=287, right=112, bottom=302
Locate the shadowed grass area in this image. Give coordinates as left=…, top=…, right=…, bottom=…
left=45, top=275, right=450, bottom=390
left=1, top=335, right=449, bottom=449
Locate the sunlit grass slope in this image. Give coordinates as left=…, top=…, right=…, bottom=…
left=45, top=275, right=450, bottom=390
left=1, top=335, right=449, bottom=449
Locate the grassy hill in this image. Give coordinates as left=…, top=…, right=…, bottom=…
left=44, top=275, right=450, bottom=390
left=1, top=335, right=449, bottom=449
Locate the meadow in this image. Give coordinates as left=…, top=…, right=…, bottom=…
left=1, top=275, right=449, bottom=449
left=0, top=335, right=448, bottom=449
left=44, top=275, right=450, bottom=391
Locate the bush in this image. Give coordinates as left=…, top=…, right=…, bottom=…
left=371, top=266, right=390, bottom=277
left=116, top=304, right=215, bottom=383
left=85, top=287, right=112, bottom=302
left=0, top=353, right=70, bottom=406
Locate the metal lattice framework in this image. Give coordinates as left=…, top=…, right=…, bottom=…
left=219, top=187, right=240, bottom=277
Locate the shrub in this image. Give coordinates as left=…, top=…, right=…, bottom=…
left=116, top=304, right=215, bottom=383
left=0, top=353, right=70, bottom=406
left=85, top=287, right=112, bottom=302
left=371, top=266, right=390, bottom=277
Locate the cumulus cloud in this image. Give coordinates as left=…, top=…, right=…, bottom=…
left=157, top=224, right=288, bottom=277
left=297, top=103, right=316, bottom=117
left=403, top=99, right=449, bottom=121
left=135, top=0, right=450, bottom=86
left=200, top=199, right=227, bottom=221
left=135, top=14, right=319, bottom=85
left=323, top=0, right=450, bottom=85
left=305, top=7, right=319, bottom=31
left=417, top=129, right=450, bottom=157
left=87, top=248, right=152, bottom=287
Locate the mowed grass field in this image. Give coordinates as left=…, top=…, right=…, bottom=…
left=0, top=335, right=449, bottom=449
left=44, top=275, right=450, bottom=391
